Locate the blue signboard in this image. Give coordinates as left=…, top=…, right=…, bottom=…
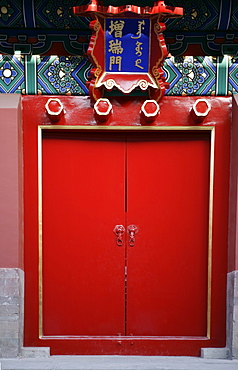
left=105, top=18, right=150, bottom=73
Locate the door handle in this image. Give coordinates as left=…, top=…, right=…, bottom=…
left=113, top=225, right=125, bottom=246
left=127, top=225, right=138, bottom=247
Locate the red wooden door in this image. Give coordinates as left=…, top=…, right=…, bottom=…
left=41, top=131, right=126, bottom=336
left=126, top=132, right=210, bottom=336
left=41, top=130, right=211, bottom=337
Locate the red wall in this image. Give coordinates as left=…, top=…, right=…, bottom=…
left=0, top=92, right=237, bottom=273
left=229, top=96, right=238, bottom=272
left=0, top=94, right=23, bottom=268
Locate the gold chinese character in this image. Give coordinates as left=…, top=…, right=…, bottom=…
left=131, top=20, right=145, bottom=39
left=135, top=59, right=144, bottom=69
left=109, top=56, right=122, bottom=71
left=135, top=41, right=143, bottom=57
left=108, top=39, right=124, bottom=54
left=108, top=20, right=125, bottom=38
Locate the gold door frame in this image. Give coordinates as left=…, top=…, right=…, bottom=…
left=38, top=125, right=215, bottom=339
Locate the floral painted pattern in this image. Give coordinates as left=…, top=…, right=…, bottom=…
left=0, top=55, right=24, bottom=93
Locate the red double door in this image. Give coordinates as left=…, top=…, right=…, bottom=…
left=41, top=129, right=211, bottom=341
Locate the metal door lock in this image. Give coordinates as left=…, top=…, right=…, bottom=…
left=127, top=225, right=138, bottom=247
left=113, top=225, right=125, bottom=246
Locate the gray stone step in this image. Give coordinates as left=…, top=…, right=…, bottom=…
left=1, top=356, right=238, bottom=370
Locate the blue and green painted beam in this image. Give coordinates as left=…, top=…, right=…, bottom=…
left=0, top=54, right=236, bottom=96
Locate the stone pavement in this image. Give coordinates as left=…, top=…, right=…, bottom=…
left=0, top=356, right=238, bottom=370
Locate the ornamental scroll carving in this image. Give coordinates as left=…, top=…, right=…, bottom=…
left=73, top=1, right=183, bottom=104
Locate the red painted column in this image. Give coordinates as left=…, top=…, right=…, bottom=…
left=0, top=94, right=23, bottom=269
left=229, top=95, right=238, bottom=273
left=226, top=95, right=238, bottom=359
